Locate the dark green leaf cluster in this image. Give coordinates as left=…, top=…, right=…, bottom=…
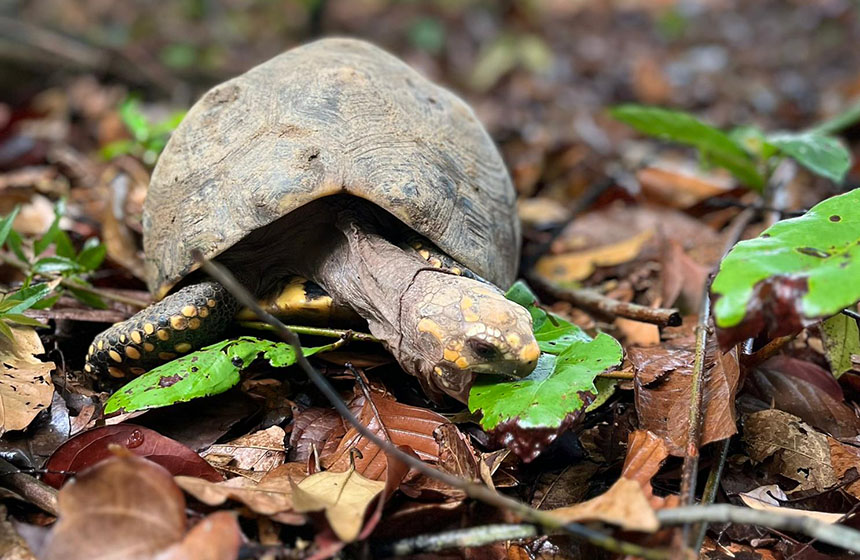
left=0, top=202, right=108, bottom=340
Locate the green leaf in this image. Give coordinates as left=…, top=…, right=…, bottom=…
left=65, top=285, right=107, bottom=309
left=32, top=256, right=82, bottom=275
left=6, top=230, right=27, bottom=263
left=610, top=105, right=765, bottom=190
left=505, top=281, right=590, bottom=353
left=469, top=332, right=622, bottom=430
left=104, top=336, right=338, bottom=415
left=99, top=139, right=137, bottom=160
left=0, top=206, right=20, bottom=248
left=3, top=314, right=47, bottom=328
left=0, top=320, right=13, bottom=342
left=1, top=283, right=53, bottom=315
left=712, top=189, right=860, bottom=338
left=119, top=97, right=150, bottom=142
left=468, top=282, right=623, bottom=432
left=819, top=314, right=860, bottom=378
left=76, top=239, right=106, bottom=271
left=766, top=132, right=851, bottom=183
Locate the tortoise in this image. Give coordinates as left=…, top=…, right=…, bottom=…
left=85, top=38, right=539, bottom=403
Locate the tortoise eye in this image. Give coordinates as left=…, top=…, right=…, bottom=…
left=468, top=338, right=499, bottom=360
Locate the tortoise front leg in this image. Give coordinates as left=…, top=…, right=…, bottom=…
left=85, top=282, right=238, bottom=378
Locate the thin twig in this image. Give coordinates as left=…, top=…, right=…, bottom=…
left=657, top=505, right=860, bottom=553
left=0, top=457, right=59, bottom=516
left=374, top=524, right=540, bottom=556
left=842, top=308, right=860, bottom=322
left=693, top=437, right=731, bottom=551
left=197, top=255, right=671, bottom=560
left=528, top=273, right=681, bottom=327
left=238, top=321, right=379, bottom=343
left=675, top=207, right=756, bottom=555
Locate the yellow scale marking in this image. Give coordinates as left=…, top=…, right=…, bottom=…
left=125, top=347, right=141, bottom=360
left=108, top=350, right=122, bottom=363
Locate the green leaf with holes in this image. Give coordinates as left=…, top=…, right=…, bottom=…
left=610, top=105, right=765, bottom=190
left=820, top=313, right=860, bottom=378
left=104, top=336, right=337, bottom=415
left=711, top=189, right=860, bottom=347
left=467, top=282, right=622, bottom=460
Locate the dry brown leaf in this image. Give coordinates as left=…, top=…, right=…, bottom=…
left=743, top=409, right=837, bottom=492
left=550, top=204, right=720, bottom=256
left=637, top=163, right=733, bottom=209
left=155, top=512, right=242, bottom=560
left=739, top=484, right=845, bottom=524
left=827, top=437, right=860, bottom=500
left=615, top=317, right=660, bottom=347
left=289, top=407, right=345, bottom=463
left=546, top=477, right=659, bottom=532
left=747, top=356, right=860, bottom=439
left=42, top=455, right=186, bottom=560
left=292, top=465, right=386, bottom=542
left=660, top=239, right=709, bottom=312
left=201, top=426, right=286, bottom=481
left=631, top=336, right=739, bottom=456
left=0, top=326, right=55, bottom=435
left=632, top=54, right=673, bottom=104
left=322, top=390, right=446, bottom=481
left=536, top=228, right=653, bottom=283
left=176, top=462, right=308, bottom=516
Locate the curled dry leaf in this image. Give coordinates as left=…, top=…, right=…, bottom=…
left=176, top=461, right=309, bottom=517
left=621, top=430, right=673, bottom=509
left=546, top=477, right=659, bottom=532
left=43, top=424, right=223, bottom=488
left=743, top=409, right=837, bottom=492
left=827, top=437, right=860, bottom=500
left=42, top=454, right=187, bottom=560
left=201, top=425, right=286, bottom=482
left=0, top=326, right=55, bottom=435
left=292, top=464, right=386, bottom=542
left=321, top=389, right=446, bottom=481
left=155, top=511, right=242, bottom=560
left=747, top=356, right=860, bottom=439
left=739, top=485, right=845, bottom=524
left=289, top=407, right=345, bottom=463
left=630, top=336, right=739, bottom=456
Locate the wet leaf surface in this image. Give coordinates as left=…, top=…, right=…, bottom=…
left=712, top=189, right=860, bottom=348
left=42, top=424, right=223, bottom=488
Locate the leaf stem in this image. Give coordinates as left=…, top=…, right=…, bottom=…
left=238, top=320, right=379, bottom=343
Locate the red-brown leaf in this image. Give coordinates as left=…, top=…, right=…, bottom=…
left=43, top=424, right=222, bottom=488
left=630, top=336, right=740, bottom=456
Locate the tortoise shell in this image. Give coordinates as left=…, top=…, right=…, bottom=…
left=144, top=38, right=519, bottom=298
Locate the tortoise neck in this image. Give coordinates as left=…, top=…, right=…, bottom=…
left=300, top=211, right=431, bottom=351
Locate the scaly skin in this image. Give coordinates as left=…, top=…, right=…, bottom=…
left=85, top=282, right=237, bottom=377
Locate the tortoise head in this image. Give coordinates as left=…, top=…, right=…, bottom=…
left=401, top=274, right=540, bottom=402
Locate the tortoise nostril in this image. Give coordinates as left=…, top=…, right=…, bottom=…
left=468, top=337, right=499, bottom=360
